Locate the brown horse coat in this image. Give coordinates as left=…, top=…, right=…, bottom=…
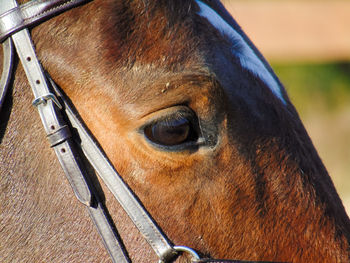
left=1, top=0, right=349, bottom=262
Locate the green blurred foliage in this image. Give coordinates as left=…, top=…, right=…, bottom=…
left=272, top=62, right=350, bottom=114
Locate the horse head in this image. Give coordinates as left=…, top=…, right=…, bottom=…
left=1, top=0, right=349, bottom=262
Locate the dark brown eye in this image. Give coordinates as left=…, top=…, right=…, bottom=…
left=144, top=116, right=197, bottom=146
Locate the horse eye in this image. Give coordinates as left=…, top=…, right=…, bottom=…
left=144, top=116, right=197, bottom=147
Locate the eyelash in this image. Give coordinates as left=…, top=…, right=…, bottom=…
left=141, top=109, right=202, bottom=151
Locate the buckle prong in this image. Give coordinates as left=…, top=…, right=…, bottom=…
left=32, top=93, right=62, bottom=109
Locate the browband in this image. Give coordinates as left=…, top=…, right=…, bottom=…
left=0, top=0, right=90, bottom=42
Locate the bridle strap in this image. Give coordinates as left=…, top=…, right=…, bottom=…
left=1, top=1, right=131, bottom=262
left=50, top=77, right=178, bottom=263
left=0, top=0, right=177, bottom=262
left=0, top=0, right=90, bottom=42
left=0, top=38, right=13, bottom=110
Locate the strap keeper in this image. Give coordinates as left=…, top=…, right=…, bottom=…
left=47, top=125, right=72, bottom=147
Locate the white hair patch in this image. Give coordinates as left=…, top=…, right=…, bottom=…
left=196, top=0, right=286, bottom=104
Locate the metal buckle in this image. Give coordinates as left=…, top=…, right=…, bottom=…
left=159, top=246, right=201, bottom=263
left=32, top=93, right=62, bottom=109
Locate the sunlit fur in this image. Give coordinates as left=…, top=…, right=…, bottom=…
left=195, top=0, right=285, bottom=104
left=1, top=0, right=349, bottom=262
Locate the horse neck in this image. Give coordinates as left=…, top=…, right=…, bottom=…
left=0, top=64, right=108, bottom=261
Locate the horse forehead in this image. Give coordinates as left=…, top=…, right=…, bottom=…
left=96, top=1, right=222, bottom=67
left=97, top=0, right=201, bottom=69
left=81, top=0, right=286, bottom=116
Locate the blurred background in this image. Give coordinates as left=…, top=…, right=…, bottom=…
left=223, top=0, right=350, bottom=215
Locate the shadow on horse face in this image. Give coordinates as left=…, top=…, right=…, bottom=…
left=1, top=0, right=349, bottom=262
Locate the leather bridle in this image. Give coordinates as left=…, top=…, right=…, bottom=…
left=0, top=1, right=283, bottom=262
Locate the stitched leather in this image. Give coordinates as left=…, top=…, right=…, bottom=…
left=0, top=38, right=13, bottom=110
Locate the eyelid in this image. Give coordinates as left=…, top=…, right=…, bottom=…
left=148, top=111, right=195, bottom=129
left=138, top=106, right=205, bottom=151
left=139, top=106, right=196, bottom=131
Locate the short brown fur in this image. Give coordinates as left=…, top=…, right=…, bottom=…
left=1, top=0, right=349, bottom=262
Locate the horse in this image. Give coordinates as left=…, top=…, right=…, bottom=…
left=0, top=0, right=349, bottom=262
